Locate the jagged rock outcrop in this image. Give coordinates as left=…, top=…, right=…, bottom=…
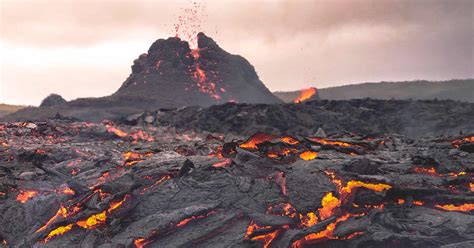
left=39, top=94, right=67, bottom=107
left=114, top=32, right=281, bottom=107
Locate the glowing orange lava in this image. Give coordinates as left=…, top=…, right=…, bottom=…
left=294, top=87, right=317, bottom=103
left=105, top=124, right=128, bottom=138
left=44, top=224, right=74, bottom=243
left=307, top=137, right=355, bottom=148
left=319, top=192, right=341, bottom=220
left=239, top=133, right=276, bottom=149
left=299, top=150, right=318, bottom=160
left=280, top=136, right=299, bottom=145
left=341, top=181, right=392, bottom=194
left=76, top=211, right=107, bottom=229
left=435, top=203, right=474, bottom=212
left=16, top=190, right=38, bottom=203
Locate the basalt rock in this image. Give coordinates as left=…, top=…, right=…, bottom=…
left=0, top=121, right=472, bottom=247
left=147, top=99, right=474, bottom=137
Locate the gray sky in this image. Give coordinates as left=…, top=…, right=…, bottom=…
left=1, top=0, right=473, bottom=105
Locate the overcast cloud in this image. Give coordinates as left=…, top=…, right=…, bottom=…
left=1, top=0, right=472, bottom=105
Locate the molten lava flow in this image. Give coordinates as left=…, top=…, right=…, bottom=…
left=435, top=203, right=474, bottom=212
left=239, top=133, right=276, bottom=150
left=324, top=171, right=342, bottom=189
left=300, top=212, right=318, bottom=227
left=36, top=206, right=67, bottom=233
left=123, top=151, right=154, bottom=166
left=307, top=137, right=356, bottom=148
left=76, top=212, right=107, bottom=229
left=44, top=224, right=74, bottom=243
left=189, top=48, right=224, bottom=101
left=452, top=135, right=474, bottom=148
left=319, top=192, right=341, bottom=220
left=292, top=213, right=363, bottom=247
left=245, top=222, right=282, bottom=248
left=105, top=124, right=128, bottom=138
left=341, top=180, right=392, bottom=194
left=16, top=190, right=38, bottom=203
left=294, top=87, right=317, bottom=103
left=245, top=203, right=296, bottom=246
left=140, top=175, right=171, bottom=195
left=176, top=211, right=217, bottom=227
left=280, top=136, right=299, bottom=145
left=299, top=150, right=318, bottom=160
left=41, top=194, right=130, bottom=242
left=108, top=194, right=131, bottom=213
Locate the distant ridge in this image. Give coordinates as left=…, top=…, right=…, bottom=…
left=274, top=79, right=474, bottom=103
left=0, top=104, right=24, bottom=118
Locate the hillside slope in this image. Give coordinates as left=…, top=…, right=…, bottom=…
left=274, top=79, right=474, bottom=103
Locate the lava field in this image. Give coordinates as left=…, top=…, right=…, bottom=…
left=0, top=119, right=473, bottom=248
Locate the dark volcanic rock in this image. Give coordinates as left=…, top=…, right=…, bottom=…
left=114, top=32, right=281, bottom=107
left=0, top=121, right=473, bottom=247
left=39, top=94, right=67, bottom=107
left=151, top=99, right=474, bottom=137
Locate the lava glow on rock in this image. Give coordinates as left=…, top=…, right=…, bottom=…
left=294, top=87, right=317, bottom=103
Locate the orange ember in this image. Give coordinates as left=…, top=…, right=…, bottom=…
left=413, top=200, right=424, bottom=206
left=413, top=167, right=438, bottom=176
left=63, top=188, right=75, bottom=195
left=435, top=203, right=474, bottom=212
left=134, top=238, right=151, bottom=248
left=294, top=87, right=317, bottom=103
left=299, top=151, right=318, bottom=160
left=16, top=190, right=38, bottom=203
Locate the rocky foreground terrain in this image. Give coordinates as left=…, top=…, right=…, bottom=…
left=0, top=118, right=473, bottom=248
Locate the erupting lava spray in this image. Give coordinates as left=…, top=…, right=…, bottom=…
left=172, top=1, right=226, bottom=101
